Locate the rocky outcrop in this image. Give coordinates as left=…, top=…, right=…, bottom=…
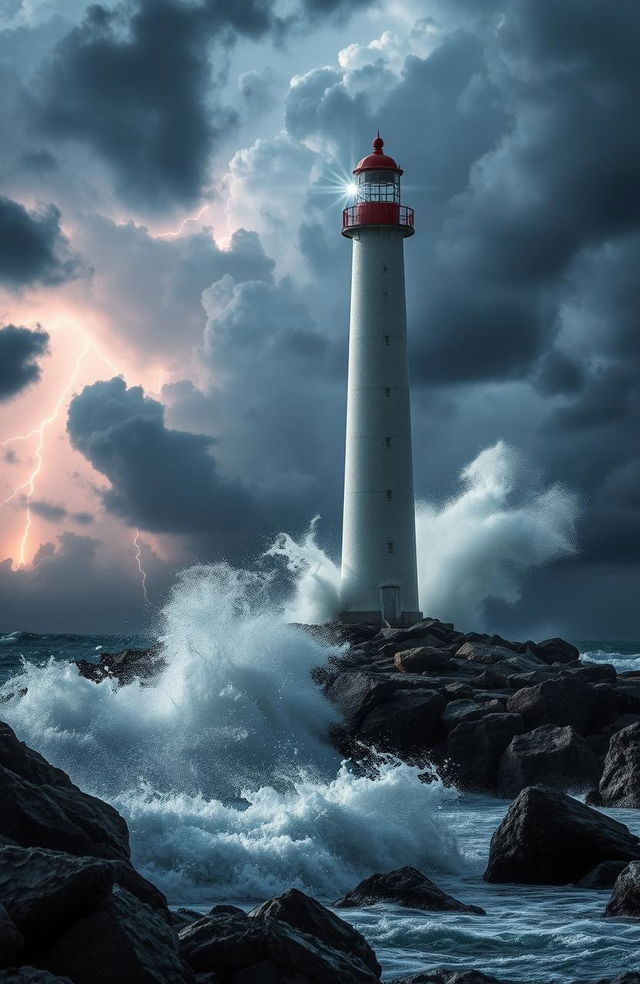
left=506, top=677, right=596, bottom=734
left=591, top=723, right=640, bottom=807
left=605, top=862, right=640, bottom=918
left=333, top=866, right=485, bottom=915
left=248, top=889, right=380, bottom=976
left=446, top=714, right=524, bottom=791
left=0, top=721, right=129, bottom=862
left=484, top=786, right=640, bottom=884
left=394, top=648, right=453, bottom=673
left=357, top=689, right=446, bottom=756
left=576, top=861, right=627, bottom=890
left=496, top=725, right=602, bottom=798
left=178, top=909, right=379, bottom=983
left=76, top=646, right=166, bottom=686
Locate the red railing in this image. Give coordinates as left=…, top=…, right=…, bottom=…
left=342, top=202, right=414, bottom=232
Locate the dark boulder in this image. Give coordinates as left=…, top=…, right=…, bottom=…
left=178, top=910, right=379, bottom=983
left=394, top=648, right=452, bottom=674
left=442, top=700, right=504, bottom=733
left=529, top=638, right=580, bottom=665
left=484, top=786, right=640, bottom=885
left=45, top=885, right=190, bottom=984
left=496, top=725, right=602, bottom=798
left=326, top=672, right=396, bottom=729
left=576, top=861, right=628, bottom=889
left=605, top=861, right=640, bottom=918
left=333, top=866, right=485, bottom=915
left=571, top=665, right=617, bottom=685
left=249, top=889, right=380, bottom=976
left=76, top=646, right=166, bottom=687
left=0, top=721, right=129, bottom=862
left=207, top=905, right=245, bottom=918
left=593, top=723, right=640, bottom=808
left=455, top=642, right=520, bottom=665
left=446, top=714, right=524, bottom=791
left=506, top=677, right=596, bottom=734
left=357, top=689, right=446, bottom=755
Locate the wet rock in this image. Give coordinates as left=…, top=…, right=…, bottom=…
left=0, top=902, right=24, bottom=965
left=576, top=861, right=627, bottom=889
left=506, top=677, right=596, bottom=734
left=249, top=888, right=380, bottom=976
left=0, top=971, right=75, bottom=983
left=394, top=648, right=453, bottom=674
left=570, top=665, right=617, bottom=685
left=446, top=714, right=524, bottom=791
left=455, top=642, right=519, bottom=665
left=593, top=723, right=640, bottom=807
left=46, top=885, right=190, bottom=984
left=0, top=721, right=129, bottom=862
left=357, top=689, right=446, bottom=755
left=326, top=672, right=396, bottom=729
left=76, top=646, right=166, bottom=687
left=333, top=866, right=485, bottom=915
left=496, top=725, right=602, bottom=798
left=178, top=910, right=379, bottom=983
left=442, top=699, right=504, bottom=733
left=484, top=786, right=640, bottom=885
left=605, top=861, right=640, bottom=918
left=207, top=905, right=245, bottom=918
left=529, top=638, right=580, bottom=665
left=388, top=973, right=506, bottom=984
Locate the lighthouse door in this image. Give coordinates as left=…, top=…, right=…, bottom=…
left=380, top=584, right=400, bottom=624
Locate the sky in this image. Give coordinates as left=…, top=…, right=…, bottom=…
left=0, top=0, right=638, bottom=639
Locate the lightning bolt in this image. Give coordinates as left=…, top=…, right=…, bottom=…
left=155, top=203, right=211, bottom=239
left=1, top=340, right=92, bottom=566
left=133, top=530, right=150, bottom=605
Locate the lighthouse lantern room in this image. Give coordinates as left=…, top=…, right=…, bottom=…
left=339, top=135, right=422, bottom=626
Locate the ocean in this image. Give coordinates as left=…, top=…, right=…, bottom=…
left=1, top=583, right=639, bottom=983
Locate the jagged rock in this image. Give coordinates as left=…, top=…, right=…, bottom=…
left=207, top=905, right=245, bottom=917
left=444, top=683, right=474, bottom=700
left=484, top=786, right=640, bottom=885
left=333, top=866, right=485, bottom=915
left=529, top=638, right=580, bottom=665
left=571, top=665, right=617, bottom=684
left=172, top=909, right=206, bottom=928
left=592, top=723, right=640, bottom=807
left=446, top=714, right=524, bottom=791
left=496, top=725, right=602, bottom=798
left=506, top=677, right=596, bottom=734
left=357, top=689, right=446, bottom=755
left=0, top=721, right=129, bottom=862
left=249, top=888, right=380, bottom=976
left=605, top=861, right=640, bottom=918
left=326, top=672, right=396, bottom=729
left=455, top=642, right=519, bottom=665
left=576, top=861, right=628, bottom=889
left=178, top=910, right=378, bottom=983
left=394, top=648, right=452, bottom=674
left=388, top=972, right=505, bottom=984
left=0, top=902, right=23, bottom=965
left=46, top=885, right=190, bottom=984
left=0, top=971, right=75, bottom=983
left=442, top=699, right=504, bottom=733
left=76, top=646, right=166, bottom=686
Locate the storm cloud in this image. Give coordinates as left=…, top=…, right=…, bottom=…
left=0, top=197, right=79, bottom=288
left=0, top=324, right=50, bottom=401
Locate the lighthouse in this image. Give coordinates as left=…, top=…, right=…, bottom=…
left=339, top=135, right=422, bottom=626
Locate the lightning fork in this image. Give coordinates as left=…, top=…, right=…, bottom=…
left=133, top=530, right=150, bottom=605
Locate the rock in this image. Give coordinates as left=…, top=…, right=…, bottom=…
left=455, top=642, right=519, bottom=665
left=357, top=688, right=446, bottom=755
left=446, top=714, right=524, bottom=791
left=506, top=677, right=596, bottom=734
left=249, top=888, right=380, bottom=976
left=0, top=971, right=75, bottom=983
left=207, top=904, right=245, bottom=917
left=605, top=861, right=640, bottom=918
left=442, top=699, right=504, bottom=733
left=0, top=902, right=24, bottom=965
left=444, top=683, right=474, bottom=700
left=576, top=860, right=628, bottom=889
left=172, top=908, right=206, bottom=928
left=333, top=866, right=485, bottom=915
left=326, top=672, right=396, bottom=729
left=0, top=721, right=129, bottom=862
left=530, top=638, right=580, bottom=665
left=594, top=723, right=640, bottom=807
left=571, top=665, right=617, bottom=684
left=179, top=910, right=379, bottom=983
left=46, top=885, right=190, bottom=984
left=484, top=786, right=640, bottom=884
left=496, top=725, right=602, bottom=798
left=388, top=973, right=505, bottom=984
left=394, top=648, right=452, bottom=674
left=76, top=646, right=166, bottom=686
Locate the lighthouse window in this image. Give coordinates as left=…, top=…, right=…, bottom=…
left=387, top=541, right=394, bottom=554
left=357, top=169, right=400, bottom=204
left=385, top=436, right=391, bottom=447
left=385, top=387, right=391, bottom=397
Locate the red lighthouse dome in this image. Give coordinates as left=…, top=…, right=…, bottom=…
left=353, top=135, right=403, bottom=175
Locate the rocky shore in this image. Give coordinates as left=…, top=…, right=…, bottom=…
left=2, top=617, right=640, bottom=982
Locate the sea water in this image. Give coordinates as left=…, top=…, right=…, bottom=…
left=1, top=570, right=640, bottom=982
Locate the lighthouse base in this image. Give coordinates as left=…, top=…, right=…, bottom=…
left=338, top=610, right=423, bottom=628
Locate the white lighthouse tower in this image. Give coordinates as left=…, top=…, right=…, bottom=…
left=339, top=134, right=422, bottom=626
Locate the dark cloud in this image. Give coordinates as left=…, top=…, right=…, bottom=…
left=0, top=324, right=49, bottom=401
left=0, top=197, right=80, bottom=288
left=27, top=500, right=95, bottom=526
left=26, top=0, right=280, bottom=212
